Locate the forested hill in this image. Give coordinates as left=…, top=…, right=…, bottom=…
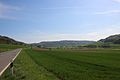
left=0, top=35, right=25, bottom=45
left=99, top=34, right=120, bottom=44
left=37, top=40, right=95, bottom=48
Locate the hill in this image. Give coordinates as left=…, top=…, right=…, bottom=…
left=0, top=35, right=25, bottom=45
left=35, top=40, right=95, bottom=48
left=99, top=34, right=120, bottom=44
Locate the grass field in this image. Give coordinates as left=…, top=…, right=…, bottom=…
left=1, top=48, right=120, bottom=80
left=27, top=49, right=120, bottom=80
left=0, top=49, right=59, bottom=80
left=0, top=44, right=26, bottom=52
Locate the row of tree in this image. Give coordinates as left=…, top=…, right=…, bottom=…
left=78, top=42, right=118, bottom=48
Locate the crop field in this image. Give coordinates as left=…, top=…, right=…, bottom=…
left=27, top=49, right=120, bottom=80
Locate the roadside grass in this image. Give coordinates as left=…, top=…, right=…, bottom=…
left=28, top=49, right=120, bottom=80
left=1, top=49, right=59, bottom=80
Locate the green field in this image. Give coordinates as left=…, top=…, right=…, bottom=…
left=28, top=49, right=120, bottom=80
left=1, top=49, right=59, bottom=80
left=1, top=48, right=120, bottom=80
left=0, top=44, right=26, bottom=52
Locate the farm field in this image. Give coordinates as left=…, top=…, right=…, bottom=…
left=27, top=49, right=120, bottom=80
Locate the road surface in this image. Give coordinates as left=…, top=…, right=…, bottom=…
left=0, top=48, right=22, bottom=76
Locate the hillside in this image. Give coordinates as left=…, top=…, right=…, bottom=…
left=0, top=35, right=25, bottom=45
left=99, top=34, right=120, bottom=44
left=35, top=40, right=95, bottom=48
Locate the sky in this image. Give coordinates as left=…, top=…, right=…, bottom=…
left=0, top=0, right=120, bottom=43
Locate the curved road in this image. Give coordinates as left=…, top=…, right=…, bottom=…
left=0, top=48, right=22, bottom=76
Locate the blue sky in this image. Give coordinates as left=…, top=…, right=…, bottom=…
left=0, top=0, right=120, bottom=43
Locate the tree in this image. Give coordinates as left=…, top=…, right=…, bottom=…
left=84, top=44, right=97, bottom=48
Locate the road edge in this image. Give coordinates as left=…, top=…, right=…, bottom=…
left=0, top=48, right=22, bottom=76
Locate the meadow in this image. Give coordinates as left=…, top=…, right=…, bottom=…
left=0, top=44, right=26, bottom=52
left=0, top=46, right=59, bottom=80
left=28, top=49, right=120, bottom=80
left=1, top=47, right=120, bottom=80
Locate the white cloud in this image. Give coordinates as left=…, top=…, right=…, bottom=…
left=113, top=0, right=120, bottom=3
left=0, top=3, right=20, bottom=11
left=17, top=33, right=97, bottom=43
left=16, top=25, right=120, bottom=43
left=0, top=2, right=20, bottom=19
left=94, top=10, right=120, bottom=15
left=39, top=7, right=81, bottom=10
left=0, top=15, right=17, bottom=20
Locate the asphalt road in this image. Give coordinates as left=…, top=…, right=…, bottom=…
left=0, top=48, right=22, bottom=76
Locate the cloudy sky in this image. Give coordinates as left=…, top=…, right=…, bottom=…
left=0, top=0, right=120, bottom=43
